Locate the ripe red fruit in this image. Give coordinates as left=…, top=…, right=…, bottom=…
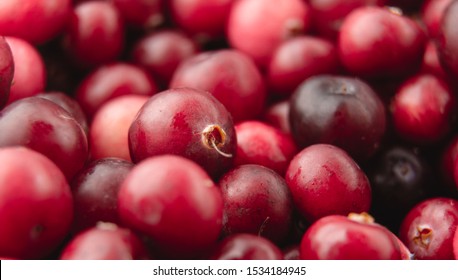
left=437, top=0, right=458, bottom=79
left=399, top=197, right=458, bottom=259
left=218, top=164, right=294, bottom=243
left=60, top=223, right=149, bottom=260
left=128, top=87, right=236, bottom=179
left=0, top=147, right=73, bottom=259
left=112, top=0, right=163, bottom=29
left=300, top=213, right=402, bottom=260
left=453, top=227, right=458, bottom=259
left=118, top=155, right=223, bottom=258
left=262, top=100, right=291, bottom=134
left=0, top=36, right=14, bottom=109
left=210, top=234, right=284, bottom=260
left=421, top=0, right=453, bottom=39
left=285, top=144, right=371, bottom=223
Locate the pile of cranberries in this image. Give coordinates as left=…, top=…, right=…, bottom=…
left=1, top=0, right=458, bottom=261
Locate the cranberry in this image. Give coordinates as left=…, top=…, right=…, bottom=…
left=170, top=50, right=266, bottom=123
left=112, top=0, right=163, bottom=29
left=234, top=121, right=297, bottom=175
left=441, top=135, right=458, bottom=193
left=338, top=6, right=427, bottom=79
left=128, top=88, right=236, bottom=179
left=60, top=223, right=149, bottom=260
left=266, top=36, right=340, bottom=98
left=168, top=0, right=233, bottom=39
left=131, top=30, right=199, bottom=88
left=399, top=197, right=458, bottom=259
left=227, top=0, right=311, bottom=67
left=75, top=63, right=157, bottom=119
left=5, top=37, right=46, bottom=105
left=71, top=158, right=133, bottom=233
left=118, top=155, right=223, bottom=258
left=89, top=95, right=149, bottom=161
left=0, top=147, right=73, bottom=259
left=453, top=227, right=458, bottom=259
left=62, top=1, right=124, bottom=68
left=300, top=213, right=402, bottom=260
left=0, top=0, right=71, bottom=44
left=0, top=97, right=88, bottom=180
left=437, top=0, right=458, bottom=79
left=218, top=164, right=293, bottom=243
left=285, top=144, right=372, bottom=223
left=420, top=41, right=448, bottom=81
left=210, top=234, right=284, bottom=260
left=390, top=74, right=456, bottom=145
left=308, top=0, right=386, bottom=40
left=0, top=36, right=14, bottom=109
left=262, top=100, right=291, bottom=134
left=289, top=75, right=386, bottom=161
left=421, top=0, right=453, bottom=39
left=283, top=245, right=300, bottom=260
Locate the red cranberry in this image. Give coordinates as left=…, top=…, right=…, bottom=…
left=131, top=30, right=199, bottom=88
left=112, top=0, right=163, bottom=29
left=399, top=197, right=458, bottom=259
left=169, top=0, right=233, bottom=39
left=227, top=0, right=311, bottom=67
left=289, top=75, right=386, bottom=161
left=453, top=227, right=458, bottom=259
left=338, top=6, right=427, bottom=79
left=62, top=1, right=124, bottom=68
left=170, top=50, right=266, bottom=123
left=283, top=245, right=300, bottom=260
left=0, top=0, right=71, bottom=44
left=76, top=63, right=157, bottom=119
left=90, top=95, right=148, bottom=162
left=5, top=37, right=46, bottom=105
left=262, top=100, right=291, bottom=134
left=300, top=213, right=402, bottom=259
left=420, top=41, right=448, bottom=80
left=60, top=223, right=149, bottom=260
left=266, top=36, right=340, bottom=98
left=390, top=74, right=456, bottom=145
left=308, top=0, right=386, bottom=40
left=285, top=144, right=372, bottom=223
left=437, top=0, right=458, bottom=79
left=0, top=147, right=73, bottom=259
left=128, top=88, right=236, bottom=179
left=421, top=0, right=453, bottom=39
left=218, top=164, right=294, bottom=243
left=0, top=97, right=88, bottom=180
left=118, top=155, right=223, bottom=258
left=71, top=158, right=133, bottom=233
left=234, top=121, right=297, bottom=175
left=210, top=233, right=283, bottom=260
left=0, top=36, right=14, bottom=109
left=441, top=135, right=458, bottom=193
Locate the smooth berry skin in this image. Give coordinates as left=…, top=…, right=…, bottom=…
left=5, top=37, right=46, bottom=105
left=338, top=6, right=427, bottom=79
left=390, top=74, right=456, bottom=145
left=0, top=37, right=14, bottom=109
left=129, top=88, right=236, bottom=179
left=227, top=0, right=312, bottom=67
left=438, top=0, right=458, bottom=79
left=267, top=36, right=340, bottom=98
left=283, top=245, right=300, bottom=260
left=170, top=50, right=266, bottom=123
left=71, top=158, right=133, bottom=233
left=420, top=41, right=448, bottom=81
left=300, top=214, right=402, bottom=260
left=169, top=0, right=234, bottom=38
left=60, top=223, right=149, bottom=260
left=400, top=197, right=458, bottom=260
left=76, top=63, right=157, bottom=119
left=441, top=135, right=458, bottom=193
left=263, top=100, right=291, bottom=134
left=0, top=97, right=89, bottom=181
left=289, top=75, right=386, bottom=161
left=234, top=121, right=297, bottom=175
left=421, top=0, right=453, bottom=39
left=62, top=1, right=124, bottom=68
left=89, top=95, right=149, bottom=162
left=285, top=144, right=371, bottom=223
left=454, top=227, right=458, bottom=259
left=219, top=164, right=294, bottom=243
left=118, top=155, right=223, bottom=258
left=0, top=0, right=71, bottom=44
left=210, top=234, right=283, bottom=260
left=131, top=30, right=199, bottom=87
left=0, top=147, right=73, bottom=259
left=112, top=0, right=163, bottom=29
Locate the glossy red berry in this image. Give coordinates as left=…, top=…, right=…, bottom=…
left=453, top=227, right=458, bottom=259
left=210, top=234, right=284, bottom=260
left=128, top=87, right=236, bottom=179
left=421, top=0, right=453, bottom=39
left=112, top=0, right=163, bottom=29
left=263, top=100, right=291, bottom=134
left=0, top=36, right=14, bottom=109
left=0, top=147, right=73, bottom=259
left=437, top=0, right=458, bottom=79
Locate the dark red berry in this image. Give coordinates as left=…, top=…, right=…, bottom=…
left=437, top=0, right=458, bottom=79
left=0, top=36, right=14, bottom=109
left=112, top=0, right=163, bottom=29
left=210, top=234, right=284, bottom=260
left=421, top=0, right=453, bottom=39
